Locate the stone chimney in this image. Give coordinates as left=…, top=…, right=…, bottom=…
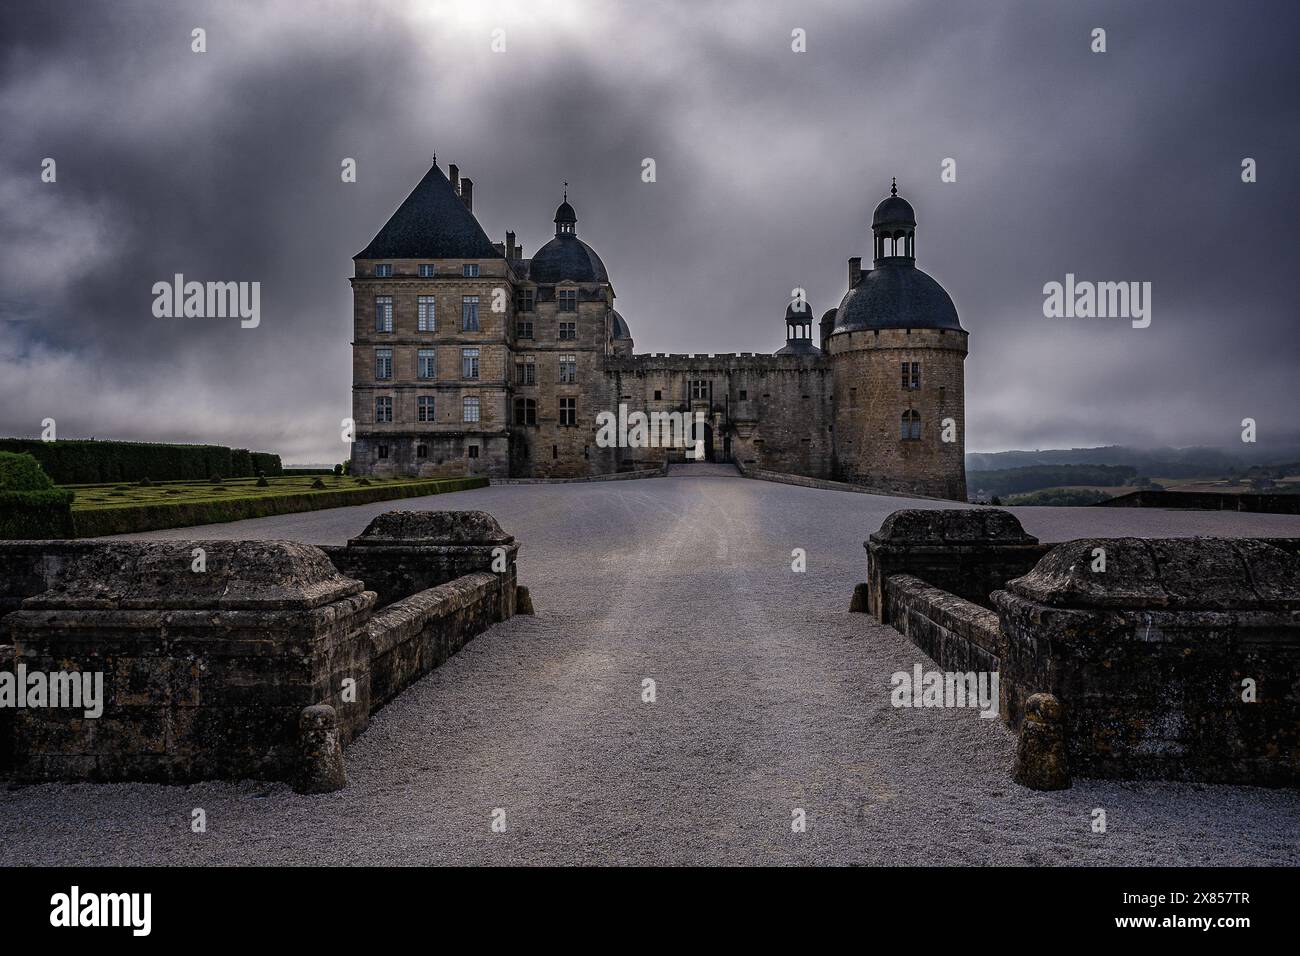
left=460, top=178, right=473, bottom=212
left=506, top=230, right=516, bottom=260
left=449, top=164, right=460, bottom=194
left=848, top=256, right=862, bottom=287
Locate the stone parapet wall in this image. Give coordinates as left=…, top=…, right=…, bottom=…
left=368, top=571, right=504, bottom=708
left=0, top=510, right=522, bottom=791
left=320, top=509, right=516, bottom=610
left=864, top=509, right=1300, bottom=788
left=1098, top=490, right=1300, bottom=515
left=993, top=537, right=1300, bottom=786
left=3, top=540, right=376, bottom=784
left=884, top=574, right=1002, bottom=675
left=865, top=509, right=1048, bottom=617
left=737, top=460, right=944, bottom=499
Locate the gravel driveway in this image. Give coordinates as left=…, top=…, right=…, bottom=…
left=3, top=473, right=1298, bottom=865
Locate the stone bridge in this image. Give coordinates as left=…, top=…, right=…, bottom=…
left=2, top=475, right=1299, bottom=865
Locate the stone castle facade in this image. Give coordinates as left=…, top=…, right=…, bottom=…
left=350, top=161, right=968, bottom=500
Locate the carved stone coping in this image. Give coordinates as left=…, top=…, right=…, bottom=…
left=868, top=509, right=1039, bottom=548
left=18, top=540, right=365, bottom=611
left=347, top=510, right=514, bottom=548
left=1005, top=537, right=1300, bottom=611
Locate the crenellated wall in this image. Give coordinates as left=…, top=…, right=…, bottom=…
left=605, top=352, right=834, bottom=476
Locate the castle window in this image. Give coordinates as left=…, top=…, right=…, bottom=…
left=417, top=395, right=435, bottom=422
left=463, top=396, right=480, bottom=423
left=375, top=396, right=393, bottom=423
left=691, top=380, right=709, bottom=400
left=417, top=348, right=436, bottom=380
left=463, top=264, right=480, bottom=277
left=516, top=320, right=534, bottom=339
left=739, top=390, right=748, bottom=401
left=558, top=320, right=577, bottom=340
left=416, top=443, right=428, bottom=458
left=654, top=390, right=662, bottom=401
left=553, top=445, right=559, bottom=459
left=516, top=289, right=535, bottom=312
left=559, top=354, right=577, bottom=384
left=377, top=444, right=389, bottom=459
left=418, top=296, right=436, bottom=332
left=468, top=445, right=480, bottom=458
left=514, top=397, right=537, bottom=425
left=375, top=348, right=392, bottom=380
left=418, top=264, right=435, bottom=278
left=375, top=264, right=393, bottom=277
left=374, top=296, right=393, bottom=332
left=462, top=296, right=480, bottom=331
left=558, top=289, right=578, bottom=312
left=559, top=397, right=576, bottom=426
left=901, top=410, right=921, bottom=441
left=516, top=360, right=535, bottom=385
left=461, top=348, right=479, bottom=379
left=902, top=361, right=920, bottom=389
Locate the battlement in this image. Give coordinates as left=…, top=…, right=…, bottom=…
left=608, top=351, right=829, bottom=372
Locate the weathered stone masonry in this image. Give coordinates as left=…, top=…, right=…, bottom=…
left=350, top=161, right=968, bottom=500
left=0, top=510, right=522, bottom=792
left=864, top=509, right=1300, bottom=788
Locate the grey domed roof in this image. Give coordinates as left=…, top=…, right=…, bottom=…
left=610, top=309, right=632, bottom=340
left=833, top=261, right=962, bottom=333
left=775, top=339, right=823, bottom=356
left=530, top=235, right=609, bottom=284
left=785, top=298, right=816, bottom=322
left=554, top=200, right=577, bottom=224
left=872, top=194, right=915, bottom=229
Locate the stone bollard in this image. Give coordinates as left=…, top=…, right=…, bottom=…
left=294, top=705, right=347, bottom=794
left=515, top=584, right=535, bottom=615
left=1013, top=693, right=1070, bottom=790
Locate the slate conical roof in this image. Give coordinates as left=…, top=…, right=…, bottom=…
left=354, top=162, right=503, bottom=260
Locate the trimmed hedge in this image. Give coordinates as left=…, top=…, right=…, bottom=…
left=0, top=438, right=283, bottom=484
left=0, top=452, right=75, bottom=539
left=72, top=477, right=487, bottom=537
left=251, top=452, right=282, bottom=477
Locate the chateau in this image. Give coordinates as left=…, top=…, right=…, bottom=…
left=350, top=160, right=968, bottom=500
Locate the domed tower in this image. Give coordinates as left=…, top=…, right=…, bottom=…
left=609, top=309, right=634, bottom=357
left=511, top=188, right=617, bottom=478
left=828, top=180, right=967, bottom=500
left=775, top=296, right=822, bottom=355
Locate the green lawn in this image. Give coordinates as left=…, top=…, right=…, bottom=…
left=62, top=474, right=487, bottom=536
left=71, top=474, right=429, bottom=508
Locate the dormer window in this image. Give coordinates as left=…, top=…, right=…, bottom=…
left=375, top=264, right=393, bottom=277
left=463, top=264, right=480, bottom=277
left=418, top=264, right=435, bottom=277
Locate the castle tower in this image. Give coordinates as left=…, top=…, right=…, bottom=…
left=827, top=181, right=968, bottom=500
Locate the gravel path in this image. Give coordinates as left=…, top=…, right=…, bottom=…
left=3, top=474, right=1298, bottom=865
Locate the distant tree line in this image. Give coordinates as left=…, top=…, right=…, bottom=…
left=0, top=438, right=282, bottom=485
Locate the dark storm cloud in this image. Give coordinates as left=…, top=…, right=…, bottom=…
left=1, top=0, right=1296, bottom=461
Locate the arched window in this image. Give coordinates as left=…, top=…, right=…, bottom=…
left=900, top=409, right=921, bottom=440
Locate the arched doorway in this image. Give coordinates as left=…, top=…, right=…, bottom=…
left=703, top=423, right=715, bottom=462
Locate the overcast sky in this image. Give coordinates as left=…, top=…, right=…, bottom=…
left=2, top=0, right=1296, bottom=463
